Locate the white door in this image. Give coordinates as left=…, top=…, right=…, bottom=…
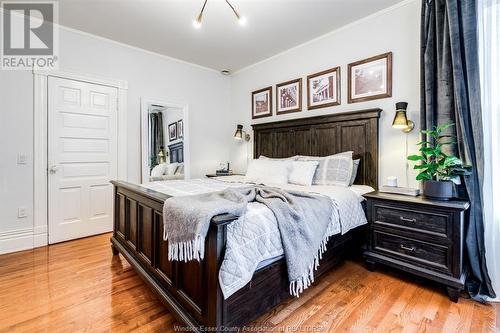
left=48, top=77, right=118, bottom=244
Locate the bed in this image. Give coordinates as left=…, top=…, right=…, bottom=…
left=110, top=108, right=381, bottom=330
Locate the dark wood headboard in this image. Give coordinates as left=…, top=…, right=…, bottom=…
left=168, top=142, right=184, bottom=163
left=251, top=108, right=381, bottom=189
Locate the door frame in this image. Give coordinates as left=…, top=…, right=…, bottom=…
left=33, top=69, right=128, bottom=248
left=140, top=98, right=190, bottom=183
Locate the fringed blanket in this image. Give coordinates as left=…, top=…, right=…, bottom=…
left=163, top=186, right=334, bottom=297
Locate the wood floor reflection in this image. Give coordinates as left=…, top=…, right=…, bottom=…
left=0, top=233, right=498, bottom=332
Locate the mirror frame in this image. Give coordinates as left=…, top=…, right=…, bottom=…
left=140, top=98, right=190, bottom=183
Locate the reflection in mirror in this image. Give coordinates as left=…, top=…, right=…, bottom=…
left=143, top=102, right=185, bottom=182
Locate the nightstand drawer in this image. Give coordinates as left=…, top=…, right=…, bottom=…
left=373, top=230, right=450, bottom=273
left=374, top=204, right=449, bottom=238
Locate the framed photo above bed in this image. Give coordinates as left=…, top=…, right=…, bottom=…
left=348, top=52, right=392, bottom=104
left=168, top=122, right=177, bottom=141
left=276, top=78, right=302, bottom=115
left=252, top=86, right=273, bottom=119
left=177, top=120, right=183, bottom=139
left=307, top=66, right=341, bottom=110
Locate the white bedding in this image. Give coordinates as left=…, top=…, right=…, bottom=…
left=141, top=178, right=373, bottom=299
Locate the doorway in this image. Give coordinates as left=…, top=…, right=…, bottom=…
left=33, top=70, right=127, bottom=247
left=47, top=77, right=118, bottom=243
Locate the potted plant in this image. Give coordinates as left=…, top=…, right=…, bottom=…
left=407, top=123, right=471, bottom=200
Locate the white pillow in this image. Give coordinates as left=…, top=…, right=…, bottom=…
left=175, top=163, right=184, bottom=175
left=289, top=161, right=319, bottom=186
left=259, top=155, right=299, bottom=161
left=299, top=151, right=353, bottom=186
left=165, top=162, right=179, bottom=175
left=349, top=159, right=360, bottom=185
left=150, top=163, right=167, bottom=177
left=245, top=159, right=292, bottom=185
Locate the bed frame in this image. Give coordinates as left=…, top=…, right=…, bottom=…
left=110, top=108, right=381, bottom=330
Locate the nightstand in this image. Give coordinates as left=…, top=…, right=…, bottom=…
left=205, top=173, right=244, bottom=178
left=363, top=191, right=470, bottom=302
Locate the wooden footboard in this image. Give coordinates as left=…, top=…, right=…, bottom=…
left=111, top=180, right=357, bottom=331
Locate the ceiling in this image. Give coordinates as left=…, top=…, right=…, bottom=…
left=58, top=0, right=405, bottom=72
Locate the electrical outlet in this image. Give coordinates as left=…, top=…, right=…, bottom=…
left=17, top=153, right=27, bottom=165
left=17, top=207, right=28, bottom=218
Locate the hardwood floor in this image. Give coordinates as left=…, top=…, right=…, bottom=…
left=0, top=233, right=498, bottom=333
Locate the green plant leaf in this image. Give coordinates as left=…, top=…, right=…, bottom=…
left=420, top=147, right=437, bottom=156
left=413, top=164, right=431, bottom=170
left=416, top=171, right=432, bottom=181
left=436, top=123, right=455, bottom=132
left=407, top=155, right=425, bottom=161
left=421, top=129, right=438, bottom=137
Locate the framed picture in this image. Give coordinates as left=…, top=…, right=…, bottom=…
left=177, top=120, right=183, bottom=139
left=168, top=122, right=177, bottom=141
left=276, top=78, right=302, bottom=114
left=307, top=67, right=341, bottom=110
left=348, top=52, right=392, bottom=104
left=252, top=86, right=272, bottom=119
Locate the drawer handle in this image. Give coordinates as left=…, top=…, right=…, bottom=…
left=400, top=216, right=417, bottom=223
left=400, top=244, right=416, bottom=252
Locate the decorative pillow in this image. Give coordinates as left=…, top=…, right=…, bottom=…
left=175, top=163, right=184, bottom=175
left=245, top=159, right=292, bottom=185
left=289, top=161, right=319, bottom=186
left=259, top=155, right=299, bottom=161
left=165, top=162, right=179, bottom=175
left=298, top=151, right=353, bottom=186
left=349, top=159, right=360, bottom=186
left=150, top=163, right=167, bottom=177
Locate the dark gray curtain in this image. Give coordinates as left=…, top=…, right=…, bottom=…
left=149, top=112, right=164, bottom=168
left=421, top=0, right=495, bottom=301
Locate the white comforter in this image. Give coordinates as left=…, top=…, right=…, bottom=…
left=142, top=177, right=371, bottom=299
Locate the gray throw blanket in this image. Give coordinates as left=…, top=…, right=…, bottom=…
left=163, top=186, right=334, bottom=297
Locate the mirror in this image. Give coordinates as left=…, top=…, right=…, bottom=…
left=141, top=101, right=185, bottom=183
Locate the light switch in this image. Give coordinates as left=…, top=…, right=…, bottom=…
left=17, top=153, right=27, bottom=165
left=17, top=207, right=28, bottom=218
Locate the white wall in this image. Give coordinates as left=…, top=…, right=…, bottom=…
left=0, top=26, right=232, bottom=253
left=0, top=0, right=422, bottom=254
left=229, top=0, right=421, bottom=189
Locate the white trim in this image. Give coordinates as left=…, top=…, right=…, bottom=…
left=233, top=0, right=419, bottom=75
left=0, top=228, right=34, bottom=238
left=33, top=69, right=128, bottom=89
left=0, top=229, right=34, bottom=255
left=140, top=98, right=190, bottom=183
left=57, top=24, right=220, bottom=74
left=33, top=69, right=128, bottom=250
left=33, top=72, right=48, bottom=249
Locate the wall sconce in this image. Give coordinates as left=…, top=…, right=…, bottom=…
left=234, top=124, right=250, bottom=141
left=392, top=102, right=414, bottom=133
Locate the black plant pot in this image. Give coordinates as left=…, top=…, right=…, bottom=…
left=423, top=180, right=455, bottom=201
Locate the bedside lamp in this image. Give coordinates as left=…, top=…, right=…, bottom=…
left=234, top=124, right=250, bottom=141
left=392, top=102, right=414, bottom=133
left=391, top=102, right=416, bottom=189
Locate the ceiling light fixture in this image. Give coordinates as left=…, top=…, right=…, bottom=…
left=193, top=0, right=207, bottom=29
left=193, top=0, right=246, bottom=29
left=225, top=0, right=246, bottom=26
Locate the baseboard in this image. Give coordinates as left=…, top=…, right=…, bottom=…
left=33, top=232, right=48, bottom=248
left=0, top=230, right=35, bottom=255
left=33, top=225, right=48, bottom=248
left=0, top=228, right=48, bottom=255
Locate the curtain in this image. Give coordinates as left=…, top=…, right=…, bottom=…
left=478, top=0, right=500, bottom=301
left=421, top=0, right=496, bottom=301
left=149, top=112, right=164, bottom=168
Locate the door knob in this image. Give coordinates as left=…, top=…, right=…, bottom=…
left=49, top=165, right=58, bottom=174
